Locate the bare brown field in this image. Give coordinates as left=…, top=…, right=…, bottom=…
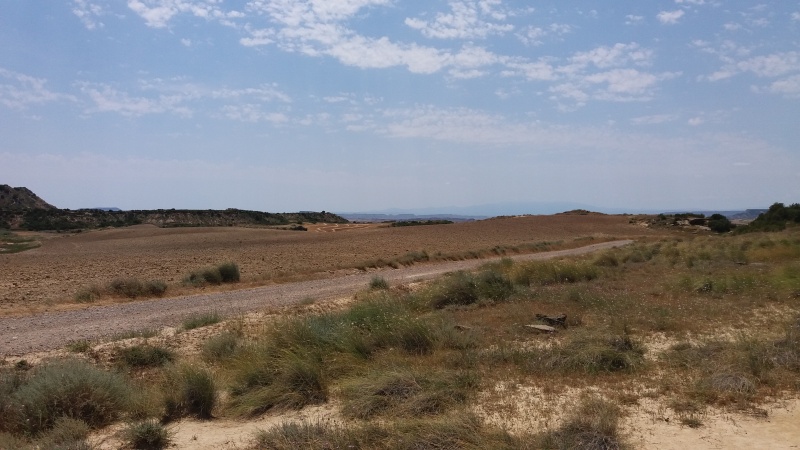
left=0, top=214, right=657, bottom=315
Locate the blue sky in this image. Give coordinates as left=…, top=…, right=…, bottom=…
left=1, top=1, right=799, bottom=213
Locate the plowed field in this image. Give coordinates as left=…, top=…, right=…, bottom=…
left=0, top=214, right=659, bottom=316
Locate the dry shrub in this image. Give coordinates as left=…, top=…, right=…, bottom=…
left=534, top=396, right=628, bottom=450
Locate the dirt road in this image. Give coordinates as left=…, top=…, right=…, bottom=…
left=0, top=240, right=631, bottom=356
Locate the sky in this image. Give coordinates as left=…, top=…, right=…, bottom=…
left=1, top=1, right=799, bottom=214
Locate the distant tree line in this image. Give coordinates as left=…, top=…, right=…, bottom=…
left=390, top=220, right=454, bottom=227
left=736, top=202, right=800, bottom=233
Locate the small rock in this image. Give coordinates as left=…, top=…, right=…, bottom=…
left=526, top=324, right=557, bottom=333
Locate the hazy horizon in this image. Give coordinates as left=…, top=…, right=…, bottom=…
left=1, top=1, right=798, bottom=213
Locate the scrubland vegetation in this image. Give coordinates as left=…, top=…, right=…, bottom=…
left=2, top=227, right=800, bottom=448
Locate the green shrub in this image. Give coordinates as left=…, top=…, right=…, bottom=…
left=5, top=359, right=132, bottom=435
left=106, top=278, right=167, bottom=299
left=428, top=272, right=480, bottom=308
left=124, top=420, right=171, bottom=450
left=163, top=364, right=217, bottom=421
left=182, top=312, right=221, bottom=330
left=185, top=263, right=240, bottom=286
left=143, top=280, right=168, bottom=297
left=185, top=267, right=223, bottom=286
left=217, top=262, right=241, bottom=283
left=117, top=344, right=175, bottom=368
left=229, top=347, right=327, bottom=417
left=109, top=278, right=145, bottom=298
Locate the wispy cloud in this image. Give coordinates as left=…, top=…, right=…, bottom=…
left=0, top=68, right=76, bottom=110
left=72, top=0, right=105, bottom=29
left=404, top=0, right=513, bottom=40
left=657, top=10, right=685, bottom=25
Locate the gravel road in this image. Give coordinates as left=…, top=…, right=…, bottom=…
left=0, top=240, right=631, bottom=356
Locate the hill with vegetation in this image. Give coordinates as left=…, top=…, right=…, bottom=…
left=0, top=185, right=347, bottom=231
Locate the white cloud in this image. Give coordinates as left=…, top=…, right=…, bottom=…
left=688, top=117, right=704, bottom=126
left=404, top=0, right=513, bottom=40
left=78, top=82, right=192, bottom=117
left=792, top=12, right=800, bottom=21
left=625, top=15, right=644, bottom=25
left=0, top=68, right=76, bottom=110
left=564, top=43, right=653, bottom=73
left=72, top=0, right=105, bottom=29
left=759, top=74, right=800, bottom=98
left=657, top=10, right=685, bottom=25
left=220, top=104, right=288, bottom=123
left=127, top=0, right=245, bottom=28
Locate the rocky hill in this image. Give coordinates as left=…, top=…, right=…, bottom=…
left=0, top=185, right=348, bottom=231
left=0, top=185, right=56, bottom=210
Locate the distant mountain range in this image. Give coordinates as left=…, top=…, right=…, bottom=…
left=339, top=202, right=769, bottom=221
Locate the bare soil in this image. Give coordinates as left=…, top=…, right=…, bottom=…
left=0, top=214, right=651, bottom=315
left=0, top=239, right=632, bottom=356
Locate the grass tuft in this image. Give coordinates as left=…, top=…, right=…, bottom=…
left=117, top=344, right=175, bottom=368
left=182, top=312, right=222, bottom=330
left=124, top=419, right=172, bottom=450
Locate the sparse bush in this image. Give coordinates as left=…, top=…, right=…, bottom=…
left=74, top=285, right=102, bottom=303
left=534, top=396, right=628, bottom=450
left=182, top=312, right=221, bottom=330
left=253, top=413, right=523, bottom=450
left=124, top=419, right=171, bottom=450
left=202, top=331, right=241, bottom=362
left=218, top=262, right=241, bottom=283
left=5, top=359, right=132, bottom=435
left=117, top=344, right=175, bottom=368
left=229, top=347, right=327, bottom=416
left=143, top=279, right=168, bottom=296
left=185, top=262, right=240, bottom=286
left=510, top=260, right=598, bottom=286
left=66, top=340, right=92, bottom=353
left=162, top=364, right=217, bottom=421
left=34, top=416, right=91, bottom=449
left=109, top=278, right=145, bottom=298
left=369, top=276, right=390, bottom=290
left=341, top=369, right=473, bottom=419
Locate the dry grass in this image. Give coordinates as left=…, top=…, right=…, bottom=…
left=3, top=225, right=800, bottom=448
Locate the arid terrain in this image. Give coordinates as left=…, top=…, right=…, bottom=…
left=2, top=214, right=799, bottom=450
left=0, top=214, right=648, bottom=315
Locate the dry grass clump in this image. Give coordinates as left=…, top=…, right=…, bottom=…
left=124, top=419, right=172, bottom=450
left=533, top=396, right=628, bottom=450
left=489, top=330, right=646, bottom=375
left=182, top=311, right=222, bottom=330
left=162, top=364, right=218, bottom=421
left=341, top=368, right=476, bottom=419
left=252, top=413, right=525, bottom=450
left=662, top=317, right=800, bottom=407
left=74, top=278, right=167, bottom=302
left=116, top=344, right=175, bottom=368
